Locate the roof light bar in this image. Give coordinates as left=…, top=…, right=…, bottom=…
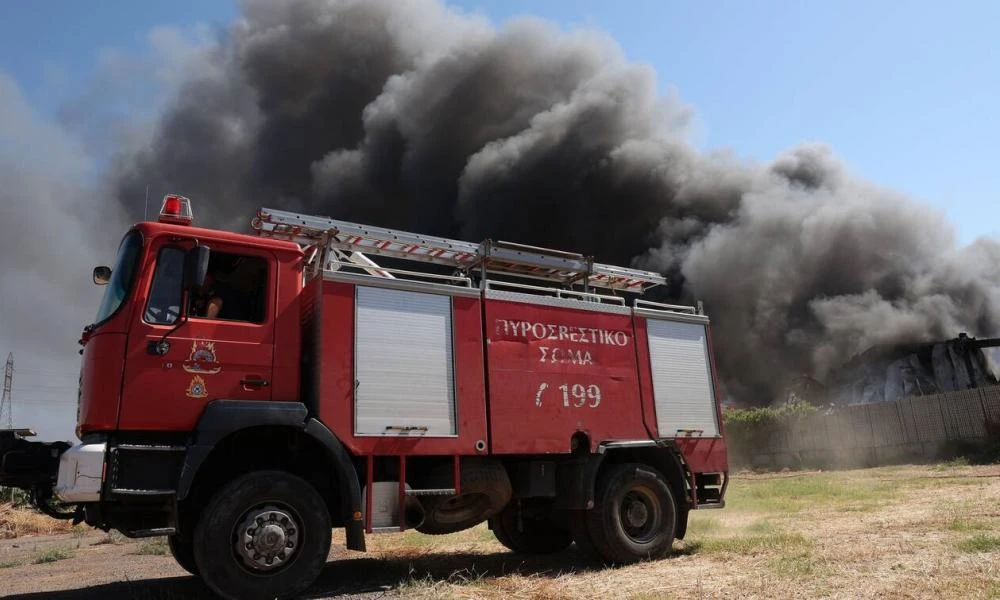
left=159, top=194, right=194, bottom=225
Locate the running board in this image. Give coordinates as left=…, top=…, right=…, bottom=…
left=370, top=526, right=403, bottom=534
left=404, top=488, right=456, bottom=497
left=128, top=527, right=177, bottom=538
left=110, top=488, right=176, bottom=497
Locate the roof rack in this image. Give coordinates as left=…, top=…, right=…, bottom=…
left=251, top=207, right=665, bottom=293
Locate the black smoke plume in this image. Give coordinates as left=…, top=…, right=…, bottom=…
left=111, top=0, right=1000, bottom=402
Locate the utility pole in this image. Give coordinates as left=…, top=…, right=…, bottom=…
left=1, top=353, right=12, bottom=430
left=1, top=354, right=11, bottom=503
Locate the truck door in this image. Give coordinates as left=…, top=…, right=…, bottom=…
left=120, top=242, right=276, bottom=431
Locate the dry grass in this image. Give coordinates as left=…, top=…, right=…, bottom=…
left=134, top=537, right=170, bottom=555
left=0, top=503, right=74, bottom=539
left=34, top=547, right=73, bottom=564
left=92, top=530, right=127, bottom=545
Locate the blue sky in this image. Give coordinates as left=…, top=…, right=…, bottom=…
left=2, top=0, right=998, bottom=245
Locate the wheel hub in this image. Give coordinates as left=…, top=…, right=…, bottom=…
left=619, top=488, right=660, bottom=543
left=236, top=507, right=300, bottom=572
left=625, top=500, right=649, bottom=528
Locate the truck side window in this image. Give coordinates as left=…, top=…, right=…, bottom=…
left=189, top=252, right=268, bottom=323
left=145, top=247, right=184, bottom=325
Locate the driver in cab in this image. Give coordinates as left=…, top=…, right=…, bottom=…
left=190, top=273, right=225, bottom=319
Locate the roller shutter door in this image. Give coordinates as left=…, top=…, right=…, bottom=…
left=646, top=319, right=719, bottom=437
left=355, top=286, right=456, bottom=435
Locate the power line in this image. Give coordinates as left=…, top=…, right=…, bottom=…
left=13, top=369, right=78, bottom=378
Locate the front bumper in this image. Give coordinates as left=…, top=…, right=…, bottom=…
left=54, top=441, right=106, bottom=502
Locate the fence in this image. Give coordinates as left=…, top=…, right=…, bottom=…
left=730, top=385, right=1000, bottom=469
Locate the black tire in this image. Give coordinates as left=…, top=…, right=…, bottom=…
left=417, top=462, right=511, bottom=535
left=168, top=535, right=199, bottom=576
left=585, top=463, right=677, bottom=565
left=489, top=499, right=572, bottom=554
left=192, top=471, right=332, bottom=600
left=568, top=509, right=599, bottom=558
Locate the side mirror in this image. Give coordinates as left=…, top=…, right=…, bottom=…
left=93, top=266, right=112, bottom=286
left=183, top=245, right=211, bottom=290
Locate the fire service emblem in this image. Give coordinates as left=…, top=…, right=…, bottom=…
left=185, top=375, right=208, bottom=399
left=183, top=341, right=221, bottom=374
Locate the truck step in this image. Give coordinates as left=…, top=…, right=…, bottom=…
left=114, top=444, right=186, bottom=452
left=370, top=526, right=403, bottom=533
left=129, top=527, right=176, bottom=538
left=404, top=488, right=456, bottom=497
left=110, top=488, right=176, bottom=497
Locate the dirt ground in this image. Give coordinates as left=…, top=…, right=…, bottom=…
left=0, top=463, right=998, bottom=600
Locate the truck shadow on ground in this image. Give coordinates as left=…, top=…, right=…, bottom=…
left=4, top=547, right=644, bottom=600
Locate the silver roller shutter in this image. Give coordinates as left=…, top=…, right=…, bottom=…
left=646, top=319, right=720, bottom=437
left=355, top=286, right=456, bottom=436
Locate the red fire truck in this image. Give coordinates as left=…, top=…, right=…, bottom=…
left=0, top=195, right=727, bottom=599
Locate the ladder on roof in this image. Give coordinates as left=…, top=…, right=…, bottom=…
left=251, top=207, right=666, bottom=293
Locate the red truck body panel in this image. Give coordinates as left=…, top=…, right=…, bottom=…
left=315, top=280, right=489, bottom=456
left=484, top=298, right=647, bottom=454
left=309, top=279, right=728, bottom=473
left=78, top=332, right=127, bottom=434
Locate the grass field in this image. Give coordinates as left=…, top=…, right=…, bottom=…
left=0, top=463, right=997, bottom=599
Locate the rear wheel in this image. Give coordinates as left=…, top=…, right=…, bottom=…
left=489, top=499, right=572, bottom=554
left=167, top=535, right=198, bottom=576
left=193, top=471, right=332, bottom=600
left=585, top=463, right=677, bottom=564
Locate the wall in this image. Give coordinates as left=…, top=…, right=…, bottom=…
left=731, top=385, right=1000, bottom=469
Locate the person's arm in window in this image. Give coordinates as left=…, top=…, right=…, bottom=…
left=205, top=296, right=223, bottom=319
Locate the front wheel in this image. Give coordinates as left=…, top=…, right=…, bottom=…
left=193, top=471, right=332, bottom=600
left=585, top=463, right=677, bottom=564
left=167, top=535, right=198, bottom=576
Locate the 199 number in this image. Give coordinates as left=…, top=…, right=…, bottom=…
left=535, top=382, right=602, bottom=408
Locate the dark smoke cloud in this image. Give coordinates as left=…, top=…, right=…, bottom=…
left=109, top=0, right=1000, bottom=402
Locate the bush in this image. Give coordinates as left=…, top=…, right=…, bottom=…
left=722, top=398, right=818, bottom=467
left=34, top=547, right=73, bottom=564
left=723, top=397, right=817, bottom=429
left=0, top=488, right=30, bottom=507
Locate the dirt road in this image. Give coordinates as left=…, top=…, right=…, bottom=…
left=1, top=463, right=998, bottom=599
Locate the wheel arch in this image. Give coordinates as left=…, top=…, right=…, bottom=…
left=176, top=400, right=365, bottom=551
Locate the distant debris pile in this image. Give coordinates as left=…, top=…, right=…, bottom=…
left=828, top=333, right=999, bottom=405
left=790, top=333, right=1000, bottom=406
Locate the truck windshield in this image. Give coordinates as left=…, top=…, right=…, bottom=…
left=92, top=230, right=143, bottom=326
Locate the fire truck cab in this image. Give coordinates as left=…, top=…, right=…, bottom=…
left=1, top=196, right=727, bottom=600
